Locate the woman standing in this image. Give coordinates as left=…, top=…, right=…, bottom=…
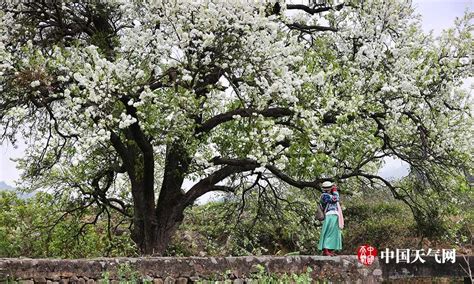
left=318, top=181, right=343, bottom=256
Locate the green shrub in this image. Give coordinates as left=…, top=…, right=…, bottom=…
left=0, top=190, right=136, bottom=258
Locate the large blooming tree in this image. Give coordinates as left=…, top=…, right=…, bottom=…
left=0, top=0, right=472, bottom=254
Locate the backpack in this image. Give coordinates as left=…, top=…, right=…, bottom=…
left=316, top=203, right=328, bottom=221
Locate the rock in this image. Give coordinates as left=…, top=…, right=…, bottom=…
left=226, top=257, right=236, bottom=265
left=19, top=281, right=34, bottom=284
left=176, top=277, right=188, bottom=284
left=356, top=261, right=365, bottom=268
left=153, top=279, right=164, bottom=284
left=34, top=277, right=47, bottom=284
left=164, top=276, right=175, bottom=284
left=59, top=279, right=69, bottom=284
left=357, top=268, right=369, bottom=277
left=78, top=278, right=86, bottom=284
left=70, top=276, right=79, bottom=284
left=249, top=265, right=259, bottom=274
left=372, top=269, right=382, bottom=276
left=233, top=279, right=244, bottom=284
left=86, top=279, right=95, bottom=284
left=244, top=256, right=254, bottom=263
left=50, top=275, right=61, bottom=281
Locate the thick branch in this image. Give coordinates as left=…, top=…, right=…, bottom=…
left=265, top=164, right=323, bottom=189
left=212, top=157, right=260, bottom=167
left=196, top=107, right=294, bottom=134
left=189, top=157, right=326, bottom=201
left=119, top=96, right=153, bottom=155
left=286, top=23, right=337, bottom=33
left=109, top=131, right=135, bottom=178
left=197, top=107, right=341, bottom=134
left=286, top=3, right=345, bottom=15
left=184, top=159, right=260, bottom=204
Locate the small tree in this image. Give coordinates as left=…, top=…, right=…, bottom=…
left=0, top=1, right=472, bottom=254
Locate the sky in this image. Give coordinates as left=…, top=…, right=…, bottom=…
left=0, top=0, right=472, bottom=187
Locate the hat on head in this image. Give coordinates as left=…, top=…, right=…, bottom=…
left=321, top=181, right=333, bottom=188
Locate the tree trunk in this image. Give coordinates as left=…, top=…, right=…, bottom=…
left=131, top=190, right=187, bottom=255
left=153, top=203, right=187, bottom=255
left=132, top=141, right=190, bottom=255
left=130, top=181, right=158, bottom=255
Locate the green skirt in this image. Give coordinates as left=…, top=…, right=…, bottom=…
left=318, top=214, right=342, bottom=250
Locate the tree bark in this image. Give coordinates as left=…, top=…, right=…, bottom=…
left=129, top=141, right=190, bottom=255
left=153, top=142, right=189, bottom=254
left=153, top=203, right=187, bottom=255
left=130, top=178, right=187, bottom=255
left=130, top=181, right=158, bottom=255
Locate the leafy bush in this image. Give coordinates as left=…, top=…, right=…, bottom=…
left=0, top=190, right=136, bottom=258
left=341, top=195, right=419, bottom=254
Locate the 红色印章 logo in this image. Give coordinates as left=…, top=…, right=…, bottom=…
left=357, top=244, right=378, bottom=266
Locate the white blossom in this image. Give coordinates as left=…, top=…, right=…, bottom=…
left=30, top=80, right=40, bottom=87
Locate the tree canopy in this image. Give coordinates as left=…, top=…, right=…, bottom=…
left=0, top=0, right=472, bottom=254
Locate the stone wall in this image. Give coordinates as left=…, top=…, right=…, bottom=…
left=0, top=255, right=471, bottom=283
